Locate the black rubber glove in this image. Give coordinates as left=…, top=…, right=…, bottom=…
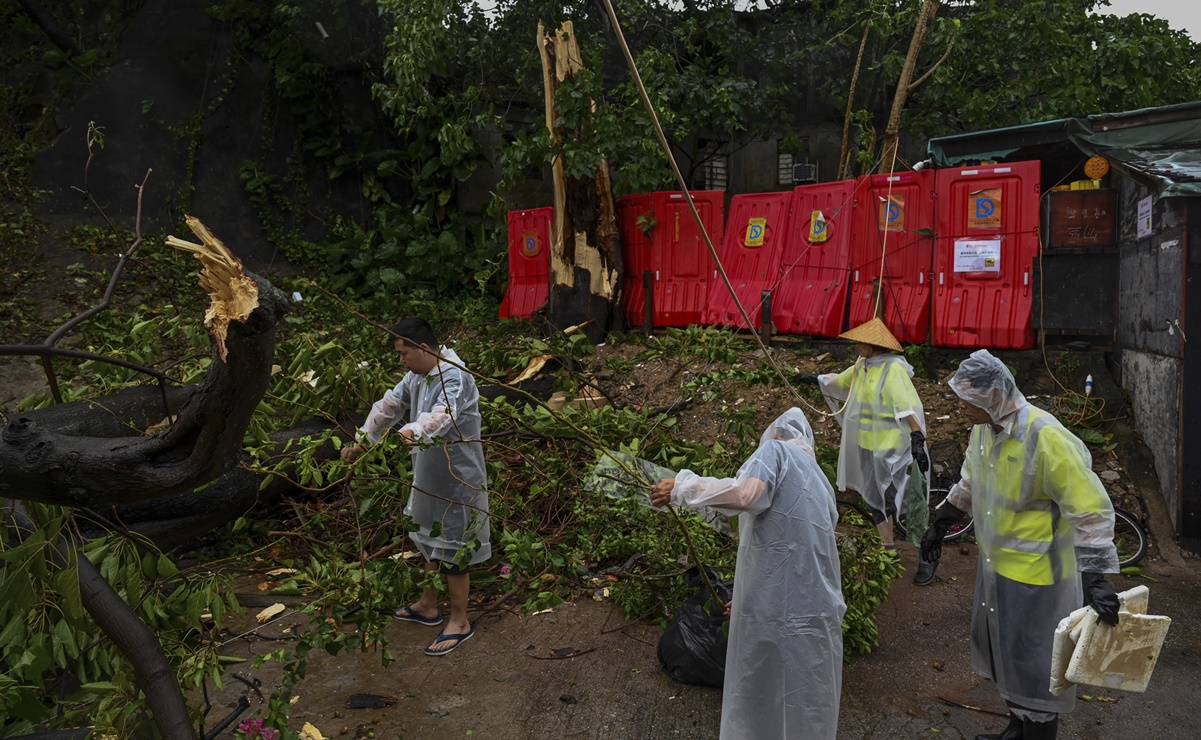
left=920, top=502, right=965, bottom=563
left=911, top=430, right=930, bottom=476
left=795, top=373, right=820, bottom=386
left=1082, top=571, right=1121, bottom=626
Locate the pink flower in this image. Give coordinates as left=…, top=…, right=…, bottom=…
left=238, top=719, right=262, bottom=733
left=500, top=565, right=511, bottom=576
left=237, top=718, right=277, bottom=739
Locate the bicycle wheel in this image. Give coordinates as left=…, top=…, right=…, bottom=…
left=1112, top=507, right=1148, bottom=568
left=930, top=487, right=974, bottom=543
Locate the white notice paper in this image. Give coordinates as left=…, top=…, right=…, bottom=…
left=1137, top=196, right=1153, bottom=239
left=953, top=238, right=1002, bottom=273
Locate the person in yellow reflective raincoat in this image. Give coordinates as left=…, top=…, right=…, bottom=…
left=798, top=318, right=930, bottom=571
left=922, top=350, right=1120, bottom=740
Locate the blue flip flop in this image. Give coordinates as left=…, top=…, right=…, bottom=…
left=424, top=627, right=474, bottom=656
left=392, top=605, right=443, bottom=626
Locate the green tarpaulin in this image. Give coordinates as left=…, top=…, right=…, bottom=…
left=927, top=101, right=1201, bottom=197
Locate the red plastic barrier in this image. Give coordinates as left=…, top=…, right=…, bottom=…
left=617, top=194, right=653, bottom=325
left=618, top=191, right=725, bottom=327
left=933, top=161, right=1041, bottom=350
left=703, top=191, right=793, bottom=330
left=655, top=191, right=724, bottom=327
left=501, top=207, right=551, bottom=319
left=848, top=170, right=936, bottom=344
left=773, top=181, right=857, bottom=337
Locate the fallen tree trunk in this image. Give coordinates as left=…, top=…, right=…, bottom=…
left=78, top=418, right=350, bottom=551
left=0, top=217, right=289, bottom=507
left=0, top=216, right=289, bottom=738
left=11, top=385, right=194, bottom=438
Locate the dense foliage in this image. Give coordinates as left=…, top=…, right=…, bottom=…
left=206, top=0, right=1201, bottom=305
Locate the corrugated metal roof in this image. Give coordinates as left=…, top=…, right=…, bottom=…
left=927, top=101, right=1201, bottom=197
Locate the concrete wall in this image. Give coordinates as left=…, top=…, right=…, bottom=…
left=1118, top=349, right=1182, bottom=521
left=1114, top=175, right=1189, bottom=529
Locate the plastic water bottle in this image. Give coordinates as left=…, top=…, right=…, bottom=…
left=1085, top=374, right=1094, bottom=397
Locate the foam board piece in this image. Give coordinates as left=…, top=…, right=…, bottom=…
left=1049, top=585, right=1170, bottom=695
left=1065, top=612, right=1171, bottom=693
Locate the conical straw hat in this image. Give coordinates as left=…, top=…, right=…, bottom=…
left=839, top=317, right=902, bottom=352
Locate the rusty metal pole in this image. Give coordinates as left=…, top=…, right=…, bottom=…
left=760, top=290, right=772, bottom=347
left=643, top=270, right=654, bottom=335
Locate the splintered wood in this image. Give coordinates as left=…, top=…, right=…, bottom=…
left=165, top=215, right=259, bottom=362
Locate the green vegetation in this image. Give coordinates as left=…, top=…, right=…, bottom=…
left=0, top=505, right=236, bottom=737
left=1, top=277, right=901, bottom=736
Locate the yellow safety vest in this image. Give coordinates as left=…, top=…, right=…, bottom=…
left=833, top=361, right=921, bottom=453
left=975, top=408, right=1102, bottom=585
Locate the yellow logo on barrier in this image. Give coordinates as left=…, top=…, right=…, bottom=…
left=745, top=217, right=767, bottom=247
left=809, top=210, right=829, bottom=243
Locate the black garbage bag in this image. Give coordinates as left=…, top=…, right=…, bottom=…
left=656, top=567, right=734, bottom=688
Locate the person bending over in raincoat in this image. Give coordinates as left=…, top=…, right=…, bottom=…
left=796, top=317, right=933, bottom=583
left=921, top=350, right=1119, bottom=740
left=342, top=317, right=491, bottom=656
left=651, top=408, right=845, bottom=740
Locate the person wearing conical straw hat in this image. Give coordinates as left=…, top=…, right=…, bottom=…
left=796, top=318, right=932, bottom=582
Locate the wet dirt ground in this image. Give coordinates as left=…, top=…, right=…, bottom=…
left=199, top=536, right=1201, bottom=740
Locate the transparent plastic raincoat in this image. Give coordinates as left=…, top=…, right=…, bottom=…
left=817, top=353, right=925, bottom=514
left=358, top=347, right=491, bottom=566
left=667, top=408, right=845, bottom=740
left=947, top=350, right=1118, bottom=714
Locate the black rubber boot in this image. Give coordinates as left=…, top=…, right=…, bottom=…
left=975, top=711, right=1023, bottom=740
left=1022, top=715, right=1058, bottom=740
left=913, top=554, right=939, bottom=585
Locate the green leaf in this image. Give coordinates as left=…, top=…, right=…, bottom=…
left=157, top=555, right=178, bottom=579
left=53, top=620, right=80, bottom=660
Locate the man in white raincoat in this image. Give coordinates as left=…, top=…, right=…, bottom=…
left=652, top=408, right=845, bottom=740
left=798, top=318, right=931, bottom=580
left=922, top=350, right=1120, bottom=740
left=342, top=317, right=491, bottom=656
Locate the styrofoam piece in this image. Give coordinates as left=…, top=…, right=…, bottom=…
left=1050, top=605, right=1091, bottom=696
left=1065, top=611, right=1170, bottom=693
left=1118, top=584, right=1150, bottom=615
left=1049, top=585, right=1170, bottom=695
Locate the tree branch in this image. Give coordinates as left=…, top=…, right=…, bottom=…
left=3, top=502, right=196, bottom=739
left=908, top=38, right=955, bottom=92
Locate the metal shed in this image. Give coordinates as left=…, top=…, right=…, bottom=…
left=928, top=101, right=1201, bottom=546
